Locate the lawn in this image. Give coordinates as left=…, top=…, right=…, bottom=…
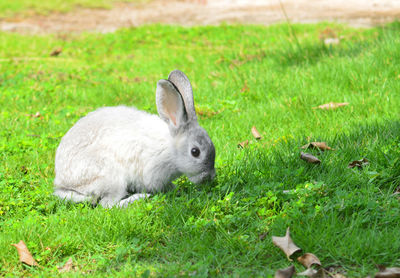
left=1, top=22, right=400, bottom=277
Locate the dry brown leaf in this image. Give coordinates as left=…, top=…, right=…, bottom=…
left=301, top=142, right=333, bottom=151
left=272, top=227, right=302, bottom=261
left=238, top=140, right=249, bottom=149
left=319, top=27, right=337, bottom=40
left=298, top=268, right=328, bottom=278
left=50, top=47, right=62, bottom=56
left=275, top=265, right=296, bottom=278
left=375, top=266, right=400, bottom=278
left=298, top=268, right=318, bottom=277
left=314, top=102, right=349, bottom=110
left=58, top=258, right=73, bottom=273
left=251, top=126, right=262, bottom=140
left=348, top=158, right=369, bottom=169
left=11, top=240, right=38, bottom=266
left=300, top=152, right=321, bottom=164
left=297, top=253, right=321, bottom=268
left=26, top=111, right=41, bottom=118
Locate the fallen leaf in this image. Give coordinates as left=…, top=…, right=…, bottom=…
left=300, top=152, right=321, bottom=164
left=298, top=268, right=317, bottom=277
left=314, top=102, right=349, bottom=110
left=319, top=27, right=341, bottom=45
left=375, top=266, right=400, bottom=278
left=319, top=27, right=337, bottom=40
left=275, top=265, right=296, bottom=278
left=238, top=140, right=249, bottom=149
left=348, top=158, right=369, bottom=169
left=26, top=111, right=41, bottom=118
left=50, top=47, right=62, bottom=56
left=58, top=258, right=73, bottom=273
left=298, top=268, right=328, bottom=278
left=297, top=253, right=321, bottom=268
left=301, top=142, right=333, bottom=151
left=272, top=227, right=302, bottom=261
left=11, top=240, right=38, bottom=266
left=251, top=126, right=262, bottom=140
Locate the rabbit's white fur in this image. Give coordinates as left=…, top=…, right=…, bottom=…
left=54, top=70, right=216, bottom=208
left=55, top=106, right=178, bottom=206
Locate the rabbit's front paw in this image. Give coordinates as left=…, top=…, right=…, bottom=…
left=117, top=193, right=151, bottom=208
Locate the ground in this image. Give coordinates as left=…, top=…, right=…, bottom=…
left=1, top=0, right=400, bottom=34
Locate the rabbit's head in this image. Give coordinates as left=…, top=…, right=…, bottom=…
left=156, top=70, right=216, bottom=184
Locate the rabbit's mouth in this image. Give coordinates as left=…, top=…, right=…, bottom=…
left=188, top=169, right=216, bottom=184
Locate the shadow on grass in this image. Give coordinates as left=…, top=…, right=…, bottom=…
left=270, top=22, right=400, bottom=68
left=223, top=119, right=400, bottom=194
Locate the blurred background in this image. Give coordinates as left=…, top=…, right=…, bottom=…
left=1, top=0, right=399, bottom=34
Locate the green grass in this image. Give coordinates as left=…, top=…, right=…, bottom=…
left=1, top=22, right=400, bottom=277
left=0, top=0, right=148, bottom=18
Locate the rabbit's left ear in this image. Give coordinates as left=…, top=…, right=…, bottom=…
left=156, top=79, right=188, bottom=129
left=168, top=70, right=197, bottom=122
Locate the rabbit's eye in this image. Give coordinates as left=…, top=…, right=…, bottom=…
left=191, top=147, right=200, bottom=157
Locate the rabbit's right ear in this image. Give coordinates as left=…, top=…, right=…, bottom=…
left=168, top=70, right=197, bottom=122
left=156, top=79, right=188, bottom=129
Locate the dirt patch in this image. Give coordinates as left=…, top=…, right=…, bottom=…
left=1, top=0, right=400, bottom=34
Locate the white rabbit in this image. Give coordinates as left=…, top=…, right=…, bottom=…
left=54, top=70, right=216, bottom=208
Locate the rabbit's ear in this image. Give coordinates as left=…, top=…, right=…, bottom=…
left=168, top=70, right=197, bottom=121
left=156, top=79, right=188, bottom=128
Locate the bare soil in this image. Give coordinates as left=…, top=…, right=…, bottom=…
left=1, top=0, right=400, bottom=34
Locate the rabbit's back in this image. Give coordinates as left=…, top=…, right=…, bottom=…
left=54, top=105, right=172, bottom=194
